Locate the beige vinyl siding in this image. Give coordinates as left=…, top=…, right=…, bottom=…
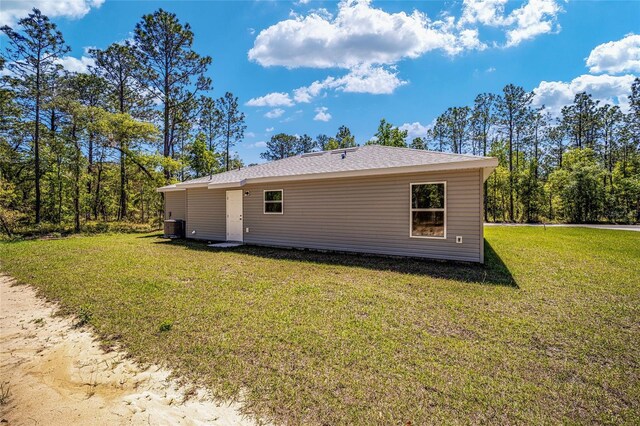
left=479, top=169, right=485, bottom=263
left=240, top=168, right=483, bottom=262
left=164, top=191, right=186, bottom=220
left=186, top=187, right=226, bottom=241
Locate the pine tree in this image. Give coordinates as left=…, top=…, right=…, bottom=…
left=496, top=84, right=534, bottom=221
left=133, top=9, right=212, bottom=179
left=410, top=137, right=426, bottom=150
left=214, top=92, right=246, bottom=171
left=261, top=134, right=298, bottom=161
left=1, top=8, right=70, bottom=223
left=335, top=125, right=356, bottom=148
left=295, top=134, right=317, bottom=154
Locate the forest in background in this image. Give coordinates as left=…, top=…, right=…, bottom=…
left=1, top=8, right=639, bottom=238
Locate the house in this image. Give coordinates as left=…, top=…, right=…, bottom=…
left=157, top=145, right=498, bottom=263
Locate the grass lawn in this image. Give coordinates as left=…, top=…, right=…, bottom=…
left=1, top=227, right=638, bottom=424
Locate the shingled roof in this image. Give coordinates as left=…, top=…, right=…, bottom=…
left=158, top=145, right=498, bottom=192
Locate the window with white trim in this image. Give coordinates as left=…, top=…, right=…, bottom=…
left=410, top=182, right=446, bottom=238
left=264, top=190, right=283, bottom=214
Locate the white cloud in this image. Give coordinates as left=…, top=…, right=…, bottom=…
left=293, top=80, right=327, bottom=103
left=55, top=55, right=95, bottom=73
left=245, top=131, right=256, bottom=138
left=459, top=0, right=509, bottom=27
left=248, top=0, right=485, bottom=70
left=264, top=108, right=285, bottom=119
left=0, top=0, right=105, bottom=26
left=246, top=92, right=294, bottom=107
left=458, top=0, right=562, bottom=47
left=458, top=28, right=486, bottom=51
left=313, top=107, right=331, bottom=122
left=504, top=0, right=562, bottom=47
left=399, top=121, right=432, bottom=140
left=290, top=65, right=407, bottom=106
left=265, top=127, right=274, bottom=132
left=586, top=34, right=640, bottom=74
left=533, top=74, right=636, bottom=116
left=333, top=65, right=407, bottom=94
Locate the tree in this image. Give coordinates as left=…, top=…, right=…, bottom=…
left=628, top=78, right=640, bottom=150
left=544, top=124, right=565, bottom=168
left=89, top=42, right=150, bottom=117
left=471, top=93, right=495, bottom=220
left=496, top=84, right=534, bottom=221
left=470, top=93, right=495, bottom=156
left=214, top=92, right=246, bottom=171
left=198, top=96, right=220, bottom=151
left=0, top=57, right=30, bottom=218
left=316, top=134, right=331, bottom=151
left=428, top=115, right=448, bottom=152
left=546, top=148, right=605, bottom=222
left=334, top=125, right=357, bottom=148
left=56, top=99, right=84, bottom=231
left=90, top=43, right=153, bottom=219
left=94, top=110, right=160, bottom=179
left=410, top=137, right=426, bottom=150
left=295, top=134, right=317, bottom=154
left=611, top=152, right=640, bottom=222
left=65, top=73, right=109, bottom=220
left=133, top=8, right=212, bottom=179
left=369, top=119, right=407, bottom=147
left=561, top=92, right=600, bottom=150
left=599, top=105, right=624, bottom=179
left=1, top=8, right=70, bottom=223
left=324, top=138, right=340, bottom=150
left=260, top=133, right=298, bottom=161
left=442, top=106, right=470, bottom=154
left=188, top=133, right=219, bottom=177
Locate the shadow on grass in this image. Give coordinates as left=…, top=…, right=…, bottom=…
left=156, top=237, right=517, bottom=287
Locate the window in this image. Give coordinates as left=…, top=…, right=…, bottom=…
left=410, top=182, right=446, bottom=238
left=264, top=190, right=283, bottom=214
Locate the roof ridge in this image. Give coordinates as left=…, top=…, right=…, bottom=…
left=363, top=144, right=489, bottom=159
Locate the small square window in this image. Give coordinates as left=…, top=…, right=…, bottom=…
left=264, top=190, right=283, bottom=214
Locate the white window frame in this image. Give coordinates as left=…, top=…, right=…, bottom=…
left=409, top=182, right=447, bottom=239
left=263, top=189, right=284, bottom=215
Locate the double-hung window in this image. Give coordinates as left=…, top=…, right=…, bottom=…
left=410, top=182, right=446, bottom=238
left=264, top=190, right=283, bottom=214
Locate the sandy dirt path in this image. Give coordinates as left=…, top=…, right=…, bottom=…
left=0, top=275, right=258, bottom=425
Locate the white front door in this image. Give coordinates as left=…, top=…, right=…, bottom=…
left=226, top=190, right=243, bottom=242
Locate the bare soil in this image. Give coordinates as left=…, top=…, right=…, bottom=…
left=0, top=275, right=256, bottom=425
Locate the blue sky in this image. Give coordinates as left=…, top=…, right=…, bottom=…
left=1, top=0, right=639, bottom=164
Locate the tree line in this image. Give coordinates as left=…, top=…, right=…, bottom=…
left=1, top=8, right=246, bottom=234
left=260, top=83, right=640, bottom=224
left=428, top=83, right=640, bottom=223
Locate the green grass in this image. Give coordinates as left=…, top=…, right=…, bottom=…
left=1, top=227, right=638, bottom=424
